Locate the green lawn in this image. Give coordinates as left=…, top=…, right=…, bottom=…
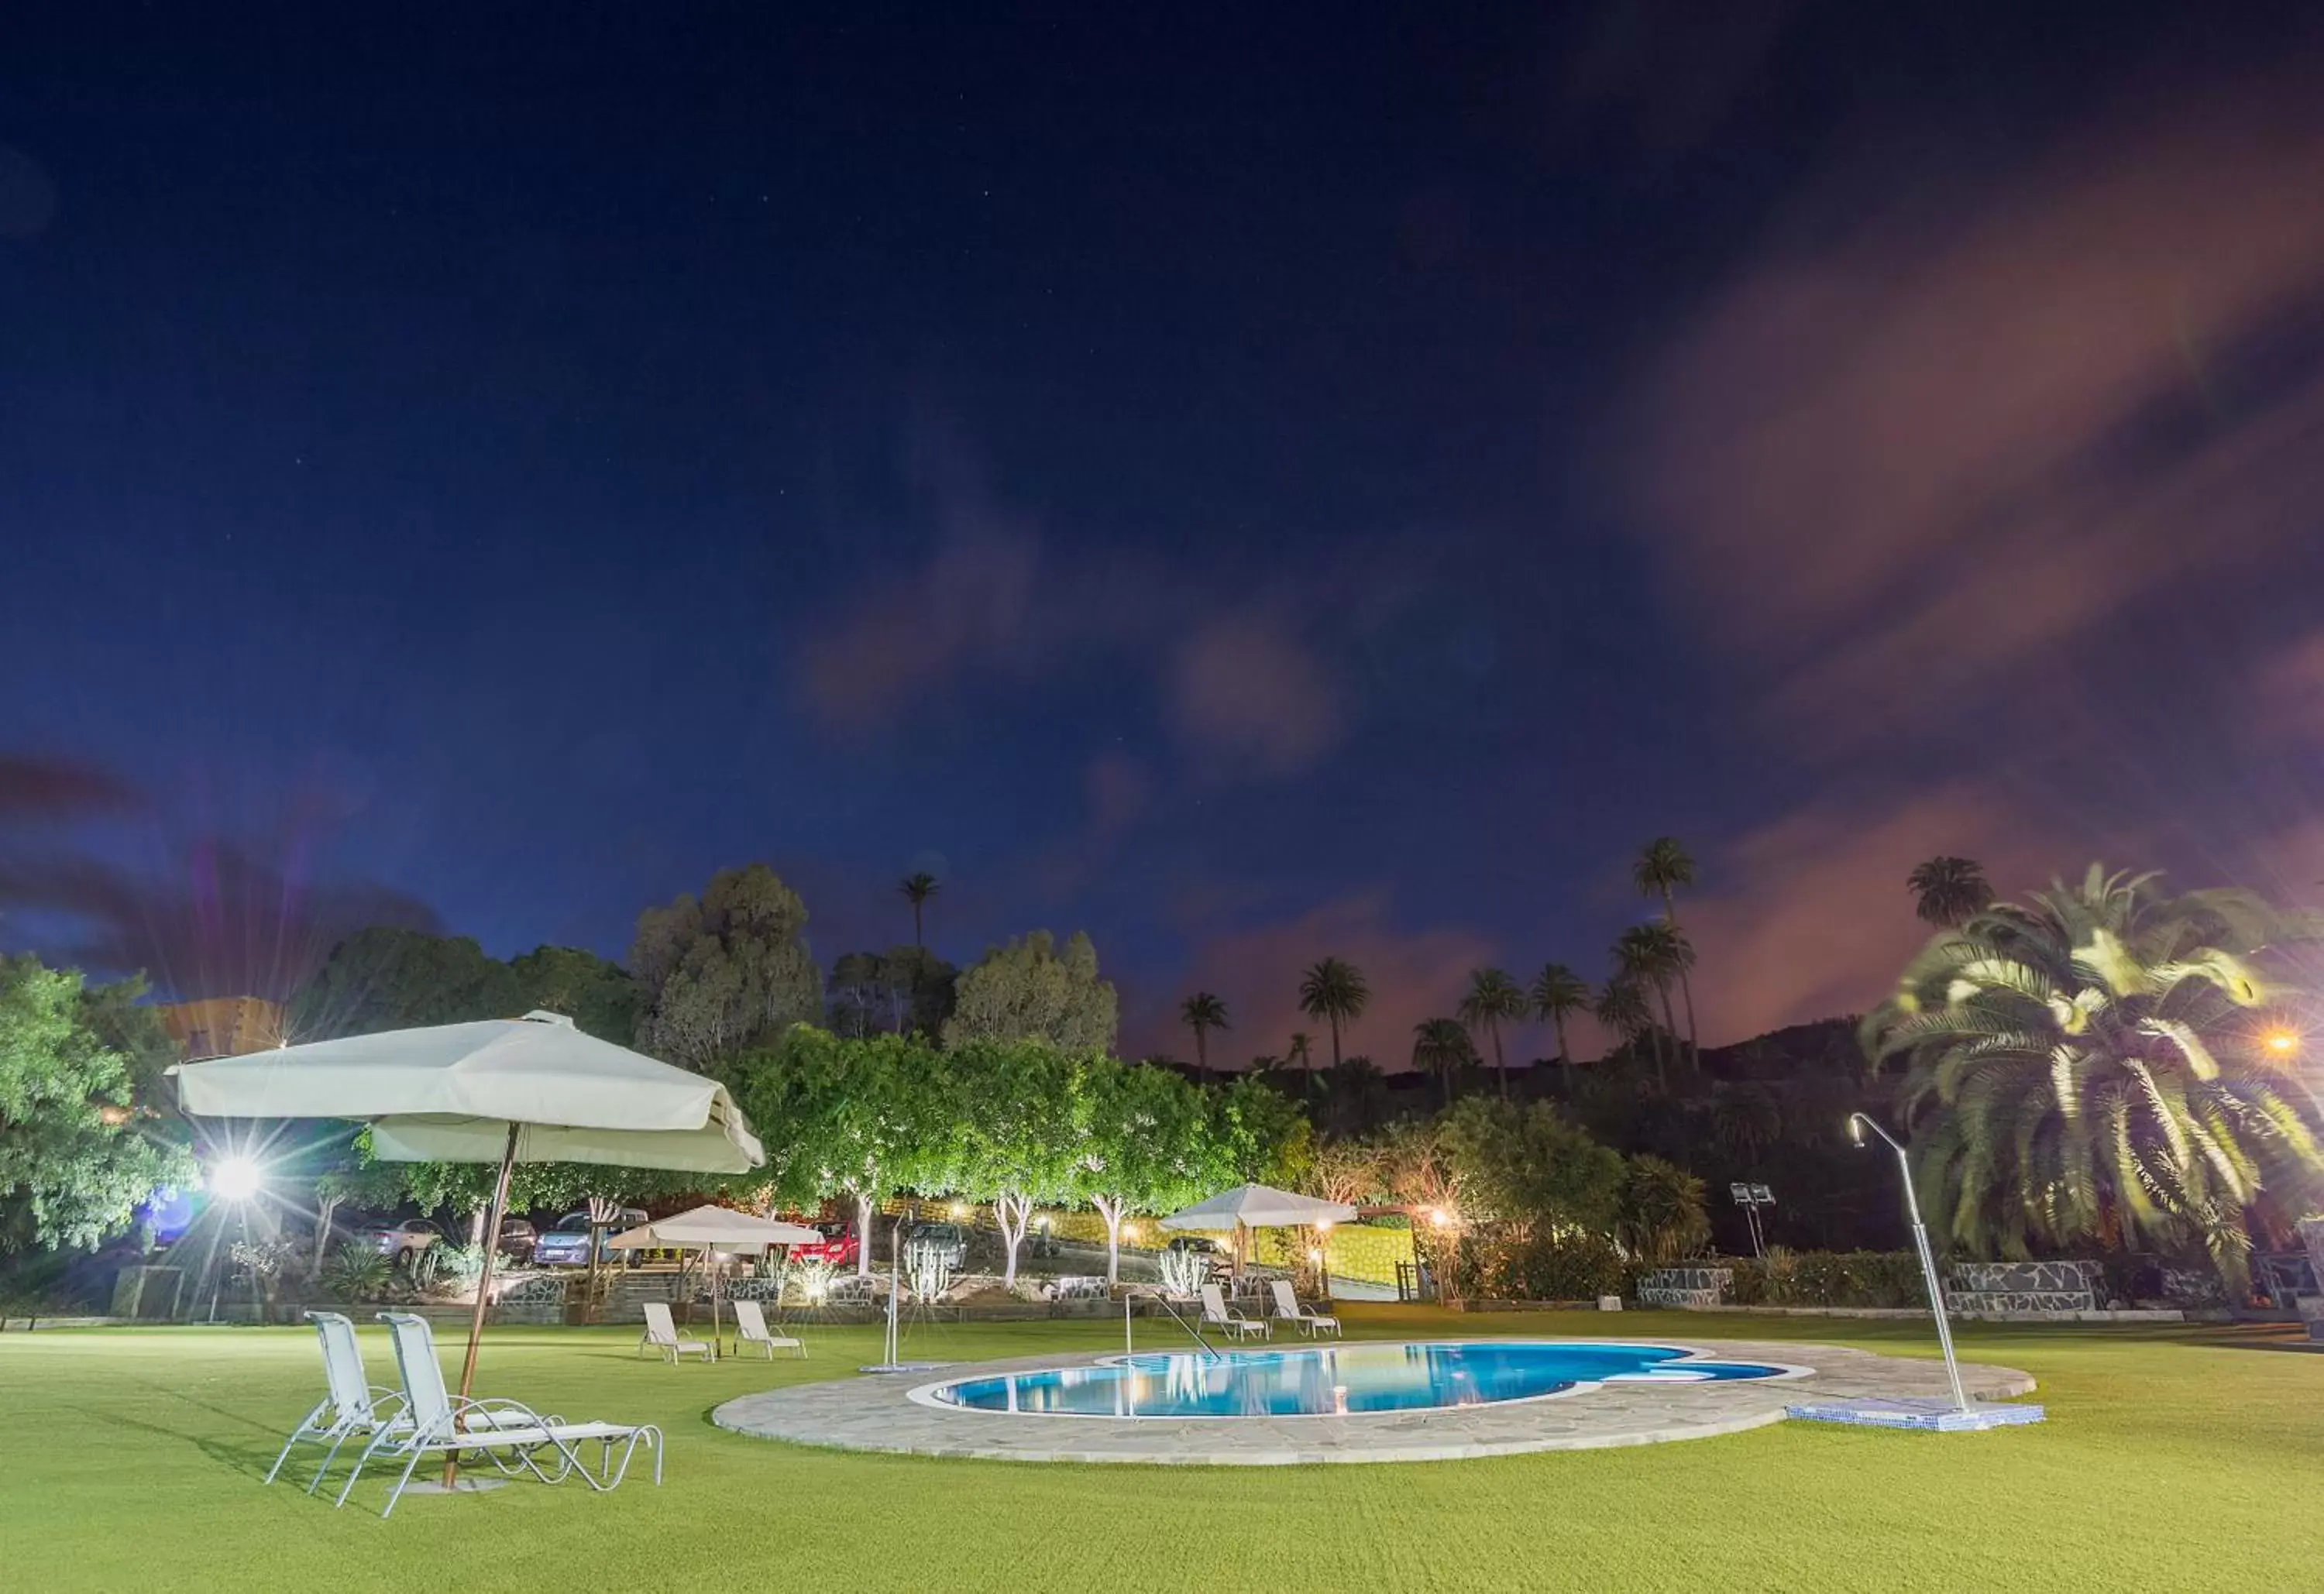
left=7, top=1306, right=2321, bottom=1592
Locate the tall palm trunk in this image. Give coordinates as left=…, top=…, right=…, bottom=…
left=1651, top=980, right=1678, bottom=1092
left=1490, top=1021, right=1508, bottom=1099
left=1193, top=1026, right=1209, bottom=1083
left=1553, top=1016, right=1573, bottom=1096
left=1328, top=1015, right=1341, bottom=1072
left=1662, top=885, right=1699, bottom=1062
left=913, top=901, right=923, bottom=949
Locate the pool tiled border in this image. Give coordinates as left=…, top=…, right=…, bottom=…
left=710, top=1336, right=2037, bottom=1465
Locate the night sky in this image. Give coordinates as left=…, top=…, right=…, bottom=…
left=8, top=5, right=2324, bottom=1067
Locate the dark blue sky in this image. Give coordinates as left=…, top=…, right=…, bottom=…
left=8, top=5, right=2324, bottom=1063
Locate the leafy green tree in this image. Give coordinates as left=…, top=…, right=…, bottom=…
left=0, top=959, right=196, bottom=1253
left=1213, top=1074, right=1313, bottom=1188
left=1864, top=865, right=2324, bottom=1293
left=1179, top=991, right=1229, bottom=1082
left=1411, top=1017, right=1476, bottom=1108
left=728, top=1027, right=956, bottom=1276
left=507, top=945, right=642, bottom=1043
left=899, top=872, right=942, bottom=949
left=1618, top=1155, right=1710, bottom=1262
left=949, top=1039, right=1088, bottom=1288
left=1077, top=1056, right=1224, bottom=1282
left=1436, top=1096, right=1626, bottom=1235
left=1457, top=967, right=1527, bottom=1099
left=942, top=930, right=1117, bottom=1053
left=1907, top=856, right=1995, bottom=927
left=289, top=927, right=522, bottom=1040
left=1529, top=964, right=1593, bottom=1094
left=1634, top=836, right=1700, bottom=1058
left=1298, top=957, right=1369, bottom=1070
left=631, top=864, right=822, bottom=1071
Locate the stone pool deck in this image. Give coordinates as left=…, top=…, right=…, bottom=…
left=710, top=1337, right=2037, bottom=1465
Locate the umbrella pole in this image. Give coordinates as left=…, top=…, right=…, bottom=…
left=445, top=1122, right=520, bottom=1487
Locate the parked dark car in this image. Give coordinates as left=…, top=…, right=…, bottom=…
left=902, top=1221, right=968, bottom=1269
left=495, top=1218, right=538, bottom=1263
left=373, top=1218, right=442, bottom=1266
left=532, top=1208, right=648, bottom=1267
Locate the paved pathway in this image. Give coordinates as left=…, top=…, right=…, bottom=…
left=711, top=1336, right=2037, bottom=1465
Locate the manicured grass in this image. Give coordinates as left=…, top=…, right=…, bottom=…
left=7, top=1306, right=2323, bottom=1592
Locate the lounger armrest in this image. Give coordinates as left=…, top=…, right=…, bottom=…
left=445, top=1396, right=554, bottom=1434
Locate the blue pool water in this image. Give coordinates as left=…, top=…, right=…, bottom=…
left=920, top=1341, right=1790, bottom=1419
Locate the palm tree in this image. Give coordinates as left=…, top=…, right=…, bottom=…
left=1635, top=837, right=1700, bottom=1059
left=1613, top=922, right=1689, bottom=1091
left=1179, top=991, right=1229, bottom=1083
left=1411, top=1017, right=1475, bottom=1108
left=1864, top=865, right=2323, bottom=1295
left=1907, top=856, right=1994, bottom=927
left=898, top=872, right=941, bottom=948
left=1298, top=957, right=1370, bottom=1070
left=1529, top=963, right=1592, bottom=1094
left=1594, top=976, right=1655, bottom=1072
left=1285, top=1029, right=1315, bottom=1090
left=1456, top=967, right=1527, bottom=1098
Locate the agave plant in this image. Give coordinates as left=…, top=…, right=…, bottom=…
left=1863, top=865, right=2324, bottom=1293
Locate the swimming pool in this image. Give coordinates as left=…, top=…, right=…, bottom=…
left=912, top=1341, right=1800, bottom=1420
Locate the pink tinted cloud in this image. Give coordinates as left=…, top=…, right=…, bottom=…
left=1676, top=783, right=2104, bottom=1045
left=1136, top=893, right=1496, bottom=1070
left=1631, top=79, right=2324, bottom=727
left=1166, top=615, right=1347, bottom=778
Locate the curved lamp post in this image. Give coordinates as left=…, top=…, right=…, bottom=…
left=1848, top=1113, right=1970, bottom=1414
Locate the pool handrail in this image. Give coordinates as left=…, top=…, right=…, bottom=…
left=1123, top=1285, right=1220, bottom=1360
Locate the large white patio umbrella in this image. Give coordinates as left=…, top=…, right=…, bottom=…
left=170, top=1011, right=765, bottom=1439
left=1160, top=1183, right=1356, bottom=1284
left=606, top=1205, right=818, bottom=1355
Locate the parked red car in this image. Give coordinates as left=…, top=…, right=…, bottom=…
left=787, top=1220, right=858, bottom=1268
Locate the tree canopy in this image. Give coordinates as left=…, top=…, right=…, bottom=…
left=631, top=864, right=822, bottom=1070
left=0, top=958, right=194, bottom=1253
left=1865, top=865, right=2324, bottom=1290
left=942, top=930, right=1117, bottom=1053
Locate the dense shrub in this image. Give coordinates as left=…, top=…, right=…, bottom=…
left=1616, top=1156, right=1710, bottom=1264
left=1723, top=1249, right=1922, bottom=1308
left=1480, top=1231, right=1630, bottom=1301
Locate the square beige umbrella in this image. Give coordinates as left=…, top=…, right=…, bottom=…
left=606, top=1204, right=820, bottom=1355
left=170, top=1011, right=765, bottom=1481
left=1159, top=1183, right=1357, bottom=1287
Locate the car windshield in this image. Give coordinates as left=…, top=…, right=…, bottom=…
left=552, top=1215, right=591, bottom=1233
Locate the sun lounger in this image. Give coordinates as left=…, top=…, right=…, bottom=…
left=339, top=1313, right=661, bottom=1517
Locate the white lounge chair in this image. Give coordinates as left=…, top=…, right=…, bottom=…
left=1269, top=1279, right=1341, bottom=1338
left=1200, top=1281, right=1270, bottom=1340
left=639, top=1300, right=715, bottom=1363
left=266, top=1311, right=408, bottom=1493
left=340, top=1313, right=661, bottom=1517
left=731, top=1298, right=806, bottom=1359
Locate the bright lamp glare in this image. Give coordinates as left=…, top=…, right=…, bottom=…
left=2266, top=1029, right=2300, bottom=1056
left=210, top=1157, right=262, bottom=1202
left=1848, top=1117, right=1865, bottom=1147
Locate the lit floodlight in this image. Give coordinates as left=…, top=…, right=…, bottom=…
left=2267, top=1029, right=2301, bottom=1056
left=209, top=1157, right=263, bottom=1202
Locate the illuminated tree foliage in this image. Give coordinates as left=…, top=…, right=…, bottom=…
left=1865, top=866, right=2324, bottom=1291
left=941, top=930, right=1117, bottom=1054
left=0, top=958, right=195, bottom=1252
